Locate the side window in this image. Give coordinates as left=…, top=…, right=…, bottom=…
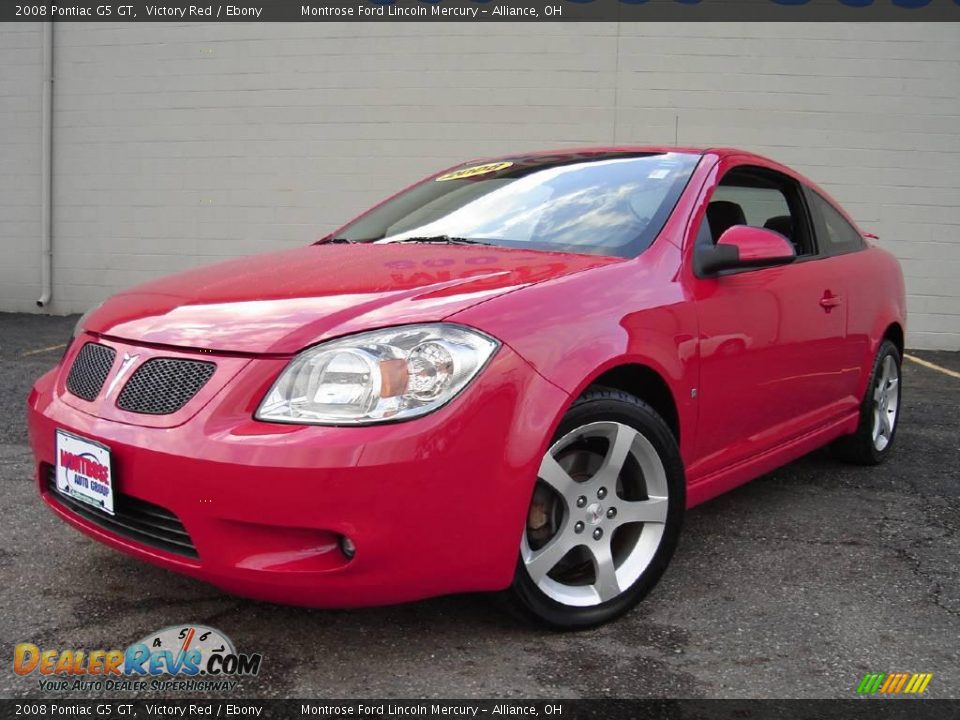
left=807, top=189, right=865, bottom=256
left=712, top=185, right=790, bottom=228
left=699, top=166, right=815, bottom=257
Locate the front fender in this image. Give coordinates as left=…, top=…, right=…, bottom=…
left=450, top=243, right=699, bottom=463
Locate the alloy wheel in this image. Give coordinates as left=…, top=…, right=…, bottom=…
left=521, top=421, right=669, bottom=607
left=872, top=354, right=900, bottom=452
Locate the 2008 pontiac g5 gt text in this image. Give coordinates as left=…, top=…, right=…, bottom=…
left=29, top=147, right=905, bottom=627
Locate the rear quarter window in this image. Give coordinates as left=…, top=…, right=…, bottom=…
left=807, top=189, right=865, bottom=256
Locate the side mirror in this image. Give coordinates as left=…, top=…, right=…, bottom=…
left=694, top=225, right=797, bottom=276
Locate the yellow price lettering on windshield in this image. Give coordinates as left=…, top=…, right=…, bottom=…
left=435, top=161, right=513, bottom=182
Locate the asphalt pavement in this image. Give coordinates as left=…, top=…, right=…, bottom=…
left=1, top=312, right=957, bottom=699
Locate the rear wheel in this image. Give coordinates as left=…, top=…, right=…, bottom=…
left=832, top=339, right=901, bottom=465
left=507, top=388, right=684, bottom=629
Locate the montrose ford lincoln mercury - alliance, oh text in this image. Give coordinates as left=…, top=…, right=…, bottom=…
left=29, top=147, right=905, bottom=627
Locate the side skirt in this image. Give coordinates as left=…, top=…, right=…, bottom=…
left=685, top=412, right=860, bottom=508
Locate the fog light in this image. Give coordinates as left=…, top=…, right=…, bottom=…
left=339, top=536, right=356, bottom=559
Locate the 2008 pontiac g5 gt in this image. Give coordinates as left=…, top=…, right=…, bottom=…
left=29, top=147, right=906, bottom=628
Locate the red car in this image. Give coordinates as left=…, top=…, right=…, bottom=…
left=28, top=147, right=905, bottom=628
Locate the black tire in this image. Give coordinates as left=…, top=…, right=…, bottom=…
left=504, top=387, right=685, bottom=630
left=831, top=339, right=902, bottom=466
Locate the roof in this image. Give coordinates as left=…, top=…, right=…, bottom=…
left=471, top=145, right=756, bottom=163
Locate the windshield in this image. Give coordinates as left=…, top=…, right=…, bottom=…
left=329, top=151, right=701, bottom=258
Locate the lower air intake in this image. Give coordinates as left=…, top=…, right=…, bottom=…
left=45, top=465, right=198, bottom=559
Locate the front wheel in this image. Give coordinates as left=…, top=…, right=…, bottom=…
left=506, top=388, right=685, bottom=629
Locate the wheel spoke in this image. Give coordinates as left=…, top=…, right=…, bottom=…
left=525, top=533, right=573, bottom=583
left=538, top=452, right=578, bottom=499
left=593, top=423, right=637, bottom=485
left=883, top=356, right=896, bottom=385
left=880, top=409, right=892, bottom=439
left=589, top=540, right=621, bottom=603
left=616, top=495, right=668, bottom=525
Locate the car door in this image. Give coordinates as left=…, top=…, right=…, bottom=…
left=804, top=186, right=873, bottom=404
left=685, top=160, right=853, bottom=480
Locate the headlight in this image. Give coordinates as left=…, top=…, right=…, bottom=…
left=255, top=323, right=499, bottom=425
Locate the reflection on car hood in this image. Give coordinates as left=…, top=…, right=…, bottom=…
left=85, top=243, right=621, bottom=354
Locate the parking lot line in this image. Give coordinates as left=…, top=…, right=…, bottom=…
left=904, top=353, right=960, bottom=380
left=20, top=343, right=66, bottom=357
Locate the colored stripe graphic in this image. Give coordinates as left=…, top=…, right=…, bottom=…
left=893, top=673, right=909, bottom=693
left=857, top=672, right=932, bottom=694
left=857, top=673, right=885, bottom=693
left=879, top=674, right=898, bottom=693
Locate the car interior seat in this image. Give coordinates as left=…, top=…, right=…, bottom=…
left=763, top=215, right=800, bottom=254
left=706, top=200, right=747, bottom=242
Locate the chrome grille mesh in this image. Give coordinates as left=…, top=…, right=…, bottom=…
left=116, top=358, right=216, bottom=415
left=65, top=343, right=116, bottom=401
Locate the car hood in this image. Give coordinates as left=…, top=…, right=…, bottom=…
left=86, top=243, right=620, bottom=354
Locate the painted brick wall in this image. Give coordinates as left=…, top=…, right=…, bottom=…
left=0, top=22, right=957, bottom=348
left=0, top=23, right=42, bottom=313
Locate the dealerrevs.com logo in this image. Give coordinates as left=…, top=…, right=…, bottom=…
left=14, top=625, right=262, bottom=693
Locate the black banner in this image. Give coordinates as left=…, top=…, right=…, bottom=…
left=3, top=0, right=960, bottom=22
left=3, top=700, right=960, bottom=720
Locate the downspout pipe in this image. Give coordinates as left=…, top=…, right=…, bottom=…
left=37, top=21, right=53, bottom=308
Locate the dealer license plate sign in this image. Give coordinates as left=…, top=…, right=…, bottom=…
left=55, top=429, right=114, bottom=516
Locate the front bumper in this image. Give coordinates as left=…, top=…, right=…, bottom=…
left=28, top=336, right=568, bottom=607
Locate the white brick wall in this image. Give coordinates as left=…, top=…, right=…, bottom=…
left=0, top=23, right=42, bottom=312
left=1, top=22, right=958, bottom=348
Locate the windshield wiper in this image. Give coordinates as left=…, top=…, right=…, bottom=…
left=389, top=235, right=493, bottom=246
left=318, top=237, right=360, bottom=245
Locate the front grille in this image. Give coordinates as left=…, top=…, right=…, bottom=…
left=66, top=343, right=116, bottom=401
left=116, top=358, right=216, bottom=415
left=45, top=466, right=198, bottom=559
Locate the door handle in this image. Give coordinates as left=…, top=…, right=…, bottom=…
left=819, top=290, right=842, bottom=313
